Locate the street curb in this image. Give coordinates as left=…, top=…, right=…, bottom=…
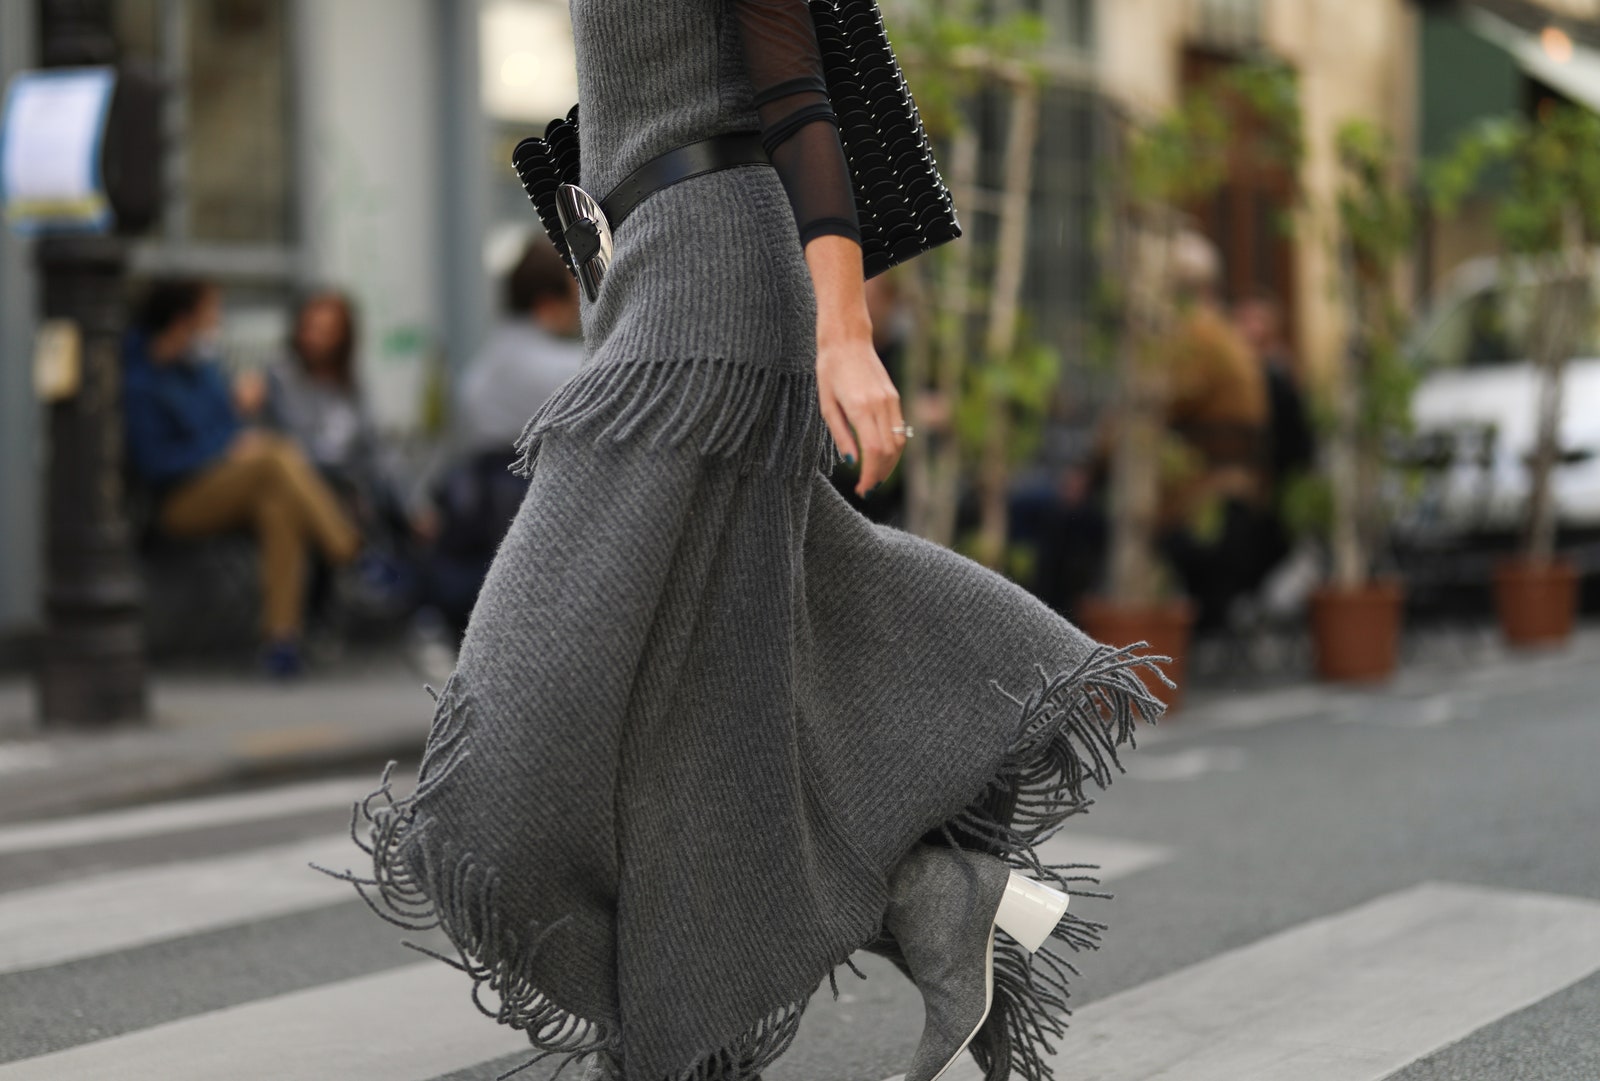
left=4, top=627, right=1595, bottom=825
left=0, top=729, right=423, bottom=826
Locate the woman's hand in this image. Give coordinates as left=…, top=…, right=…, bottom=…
left=806, top=235, right=907, bottom=497
left=233, top=369, right=268, bottom=418
left=818, top=333, right=904, bottom=497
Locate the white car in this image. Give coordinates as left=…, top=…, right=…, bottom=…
left=1403, top=255, right=1600, bottom=548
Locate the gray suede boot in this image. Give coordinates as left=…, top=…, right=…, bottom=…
left=882, top=842, right=1014, bottom=1081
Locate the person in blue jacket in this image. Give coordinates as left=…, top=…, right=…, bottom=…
left=122, top=278, right=361, bottom=676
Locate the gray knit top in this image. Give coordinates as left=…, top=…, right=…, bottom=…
left=510, top=0, right=861, bottom=479
left=566, top=0, right=857, bottom=380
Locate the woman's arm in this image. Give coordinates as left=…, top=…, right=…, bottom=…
left=733, top=0, right=906, bottom=496
left=807, top=236, right=905, bottom=495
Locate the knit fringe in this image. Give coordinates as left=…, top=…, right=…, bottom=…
left=312, top=641, right=1169, bottom=1081
left=510, top=356, right=841, bottom=480
left=939, top=641, right=1173, bottom=1081
left=675, top=641, right=1171, bottom=1081
left=308, top=674, right=625, bottom=1081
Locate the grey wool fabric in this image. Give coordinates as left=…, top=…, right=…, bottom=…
left=313, top=3, right=1170, bottom=1081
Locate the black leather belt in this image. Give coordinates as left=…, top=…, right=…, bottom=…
left=556, top=131, right=770, bottom=301
left=605, top=131, right=768, bottom=231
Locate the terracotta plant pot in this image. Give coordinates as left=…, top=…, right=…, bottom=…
left=1080, top=597, right=1195, bottom=713
left=1310, top=581, right=1404, bottom=684
left=1493, top=558, right=1579, bottom=648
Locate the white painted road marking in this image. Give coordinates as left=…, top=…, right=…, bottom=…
left=0, top=829, right=1163, bottom=1077
left=0, top=774, right=379, bottom=855
left=1332, top=693, right=1458, bottom=729
left=924, top=882, right=1600, bottom=1081
left=0, top=961, right=530, bottom=1081
left=1124, top=747, right=1247, bottom=782
left=10, top=834, right=1595, bottom=1081
left=1033, top=831, right=1172, bottom=882
left=0, top=743, right=57, bottom=777
left=0, top=833, right=359, bottom=974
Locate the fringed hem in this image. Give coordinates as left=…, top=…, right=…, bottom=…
left=950, top=641, right=1170, bottom=1081
left=312, top=641, right=1170, bottom=1081
left=309, top=675, right=625, bottom=1081
left=510, top=356, right=841, bottom=481
left=310, top=671, right=833, bottom=1081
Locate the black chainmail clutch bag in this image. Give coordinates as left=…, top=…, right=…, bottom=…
left=511, top=104, right=583, bottom=276
left=810, top=0, right=962, bottom=277
left=512, top=0, right=960, bottom=282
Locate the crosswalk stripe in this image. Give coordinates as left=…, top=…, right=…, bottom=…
left=925, top=881, right=1600, bottom=1081
left=0, top=961, right=532, bottom=1081
left=1124, top=747, right=1247, bottom=782
left=0, top=774, right=378, bottom=856
left=0, top=743, right=57, bottom=777
left=0, top=812, right=1167, bottom=981
left=0, top=833, right=358, bottom=974
left=1033, top=830, right=1171, bottom=882
left=0, top=827, right=1164, bottom=1075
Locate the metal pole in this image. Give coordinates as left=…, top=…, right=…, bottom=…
left=34, top=0, right=149, bottom=726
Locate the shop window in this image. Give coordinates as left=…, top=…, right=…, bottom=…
left=114, top=0, right=292, bottom=245
left=1191, top=0, right=1263, bottom=51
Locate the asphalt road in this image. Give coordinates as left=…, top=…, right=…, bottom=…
left=0, top=641, right=1596, bottom=1081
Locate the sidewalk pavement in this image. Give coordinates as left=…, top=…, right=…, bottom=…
left=1, top=628, right=1596, bottom=825
left=0, top=658, right=439, bottom=825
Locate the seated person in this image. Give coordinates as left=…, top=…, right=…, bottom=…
left=1232, top=289, right=1317, bottom=578
left=458, top=236, right=586, bottom=457
left=423, top=237, right=585, bottom=634
left=1232, top=289, right=1315, bottom=491
left=121, top=278, right=362, bottom=677
left=1157, top=233, right=1273, bottom=631
left=265, top=288, right=430, bottom=609
left=1036, top=230, right=1273, bottom=630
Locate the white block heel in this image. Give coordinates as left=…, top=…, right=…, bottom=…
left=992, top=871, right=1070, bottom=953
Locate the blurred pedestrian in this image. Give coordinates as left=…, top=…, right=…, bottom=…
left=1232, top=289, right=1315, bottom=493
left=265, top=288, right=430, bottom=613
left=121, top=278, right=361, bottom=677
left=456, top=236, right=586, bottom=454
left=1231, top=289, right=1317, bottom=595
left=266, top=291, right=366, bottom=479
left=1158, top=230, right=1274, bottom=630
left=1036, top=231, right=1275, bottom=629
left=415, top=237, right=586, bottom=643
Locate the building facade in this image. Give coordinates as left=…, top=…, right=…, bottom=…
left=5, top=0, right=1591, bottom=646
left=0, top=0, right=574, bottom=645
left=1095, top=0, right=1420, bottom=384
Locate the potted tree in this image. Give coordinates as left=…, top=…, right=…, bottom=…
left=1430, top=105, right=1600, bottom=648
left=1083, top=65, right=1301, bottom=709
left=1307, top=120, right=1415, bottom=682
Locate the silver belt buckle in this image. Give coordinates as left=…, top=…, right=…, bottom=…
left=556, top=183, right=614, bottom=303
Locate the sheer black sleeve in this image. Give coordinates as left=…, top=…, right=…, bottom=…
left=732, top=0, right=862, bottom=249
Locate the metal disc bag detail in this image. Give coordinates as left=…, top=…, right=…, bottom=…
left=809, top=0, right=962, bottom=278
left=511, top=1, right=960, bottom=282
left=511, top=105, right=584, bottom=276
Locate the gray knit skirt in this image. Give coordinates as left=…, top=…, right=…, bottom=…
left=319, top=211, right=1167, bottom=1081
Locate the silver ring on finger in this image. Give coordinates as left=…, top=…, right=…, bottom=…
left=891, top=424, right=915, bottom=439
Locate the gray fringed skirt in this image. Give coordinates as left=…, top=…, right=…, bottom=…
left=318, top=186, right=1167, bottom=1081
